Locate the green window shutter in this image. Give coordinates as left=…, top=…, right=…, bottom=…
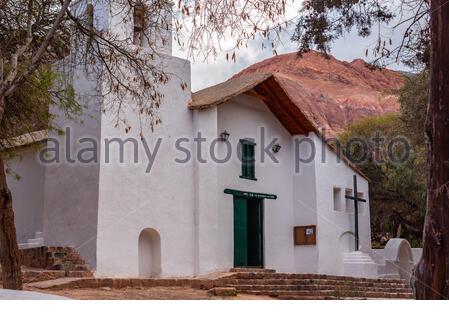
left=233, top=197, right=248, bottom=267
left=240, top=140, right=256, bottom=180
left=242, top=143, right=248, bottom=177
left=248, top=144, right=255, bottom=179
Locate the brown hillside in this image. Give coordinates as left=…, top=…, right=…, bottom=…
left=234, top=51, right=405, bottom=136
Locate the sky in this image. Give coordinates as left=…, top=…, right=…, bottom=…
left=172, top=1, right=412, bottom=92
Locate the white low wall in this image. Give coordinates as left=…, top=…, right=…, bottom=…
left=6, top=146, right=46, bottom=243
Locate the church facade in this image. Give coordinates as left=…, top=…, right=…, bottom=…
left=5, top=1, right=378, bottom=279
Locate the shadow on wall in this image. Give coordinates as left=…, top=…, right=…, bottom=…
left=138, top=228, right=162, bottom=277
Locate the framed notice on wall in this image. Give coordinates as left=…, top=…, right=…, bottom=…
left=294, top=225, right=317, bottom=246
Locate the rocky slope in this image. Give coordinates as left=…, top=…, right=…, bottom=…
left=234, top=51, right=405, bottom=136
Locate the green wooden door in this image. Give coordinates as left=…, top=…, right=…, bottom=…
left=233, top=197, right=248, bottom=267
left=248, top=199, right=264, bottom=267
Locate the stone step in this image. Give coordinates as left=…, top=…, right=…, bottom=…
left=18, top=243, right=36, bottom=250
left=21, top=270, right=67, bottom=283
left=233, top=272, right=408, bottom=284
left=218, top=271, right=414, bottom=299
left=226, top=284, right=412, bottom=293
left=229, top=268, right=276, bottom=273
left=224, top=278, right=410, bottom=288
left=73, top=264, right=90, bottom=271
left=20, top=269, right=93, bottom=283
left=20, top=246, right=91, bottom=274
left=27, top=238, right=44, bottom=244
left=241, top=289, right=414, bottom=299
left=344, top=258, right=376, bottom=263
left=18, top=238, right=44, bottom=250
left=343, top=253, right=377, bottom=265
left=276, top=296, right=343, bottom=300
left=343, top=251, right=373, bottom=256
left=379, top=273, right=402, bottom=279
left=66, top=271, right=94, bottom=278
left=277, top=295, right=404, bottom=300
left=208, top=287, right=238, bottom=297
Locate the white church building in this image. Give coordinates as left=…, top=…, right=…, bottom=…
left=4, top=1, right=386, bottom=279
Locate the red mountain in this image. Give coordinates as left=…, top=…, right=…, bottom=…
left=234, top=51, right=405, bottom=136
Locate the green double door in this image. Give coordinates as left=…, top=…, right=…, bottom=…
left=233, top=197, right=264, bottom=267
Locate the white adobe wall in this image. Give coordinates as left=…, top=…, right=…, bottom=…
left=41, top=0, right=187, bottom=274
left=214, top=94, right=296, bottom=273
left=70, top=0, right=172, bottom=54
left=210, top=95, right=370, bottom=275
left=310, top=133, right=371, bottom=276
left=292, top=135, right=319, bottom=273
left=95, top=54, right=192, bottom=277
left=5, top=146, right=46, bottom=243
left=42, top=0, right=112, bottom=269
left=42, top=62, right=103, bottom=269
left=108, top=0, right=173, bottom=55
left=192, top=107, right=220, bottom=275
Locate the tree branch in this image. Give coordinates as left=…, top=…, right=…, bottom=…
left=1, top=0, right=72, bottom=100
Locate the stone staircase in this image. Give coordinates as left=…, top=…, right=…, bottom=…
left=343, top=251, right=378, bottom=278
left=0, top=247, right=93, bottom=284
left=220, top=268, right=414, bottom=299
left=19, top=246, right=93, bottom=281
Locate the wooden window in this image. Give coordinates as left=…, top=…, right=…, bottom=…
left=133, top=5, right=145, bottom=46
left=240, top=139, right=256, bottom=180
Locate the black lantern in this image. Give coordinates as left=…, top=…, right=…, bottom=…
left=219, top=130, right=230, bottom=142
left=272, top=143, right=281, bottom=153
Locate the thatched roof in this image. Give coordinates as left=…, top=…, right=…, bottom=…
left=190, top=73, right=318, bottom=135
left=189, top=72, right=369, bottom=181
left=189, top=73, right=273, bottom=110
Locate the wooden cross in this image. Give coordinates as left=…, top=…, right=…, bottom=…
left=345, top=175, right=367, bottom=251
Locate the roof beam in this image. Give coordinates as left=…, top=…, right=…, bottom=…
left=244, top=90, right=271, bottom=103
left=257, top=81, right=309, bottom=135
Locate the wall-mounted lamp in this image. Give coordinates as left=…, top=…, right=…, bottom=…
left=272, top=143, right=281, bottom=153
left=219, top=130, right=230, bottom=142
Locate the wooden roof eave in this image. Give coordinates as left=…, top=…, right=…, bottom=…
left=255, top=81, right=309, bottom=135
left=188, top=73, right=273, bottom=110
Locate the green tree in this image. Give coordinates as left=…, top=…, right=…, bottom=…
left=293, top=0, right=449, bottom=299
left=339, top=112, right=426, bottom=248
left=399, top=70, right=429, bottom=146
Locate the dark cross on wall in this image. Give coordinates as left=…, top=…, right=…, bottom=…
left=345, top=175, right=367, bottom=251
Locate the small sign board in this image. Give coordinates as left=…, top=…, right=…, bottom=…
left=294, top=225, right=317, bottom=246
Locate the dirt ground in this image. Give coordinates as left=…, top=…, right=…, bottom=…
left=31, top=287, right=273, bottom=300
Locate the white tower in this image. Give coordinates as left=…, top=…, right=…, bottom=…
left=43, top=0, right=192, bottom=274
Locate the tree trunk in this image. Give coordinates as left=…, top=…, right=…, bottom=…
left=0, top=148, right=22, bottom=289
left=414, top=0, right=449, bottom=300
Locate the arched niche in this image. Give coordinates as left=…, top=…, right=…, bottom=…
left=339, top=231, right=356, bottom=253
left=138, top=228, right=161, bottom=277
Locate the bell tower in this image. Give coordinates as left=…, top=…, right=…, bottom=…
left=70, top=0, right=173, bottom=55
left=44, top=0, right=191, bottom=275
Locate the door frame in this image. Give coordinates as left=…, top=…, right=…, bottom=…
left=225, top=189, right=277, bottom=268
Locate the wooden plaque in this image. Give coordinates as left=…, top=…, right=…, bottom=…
left=294, top=225, right=317, bottom=246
